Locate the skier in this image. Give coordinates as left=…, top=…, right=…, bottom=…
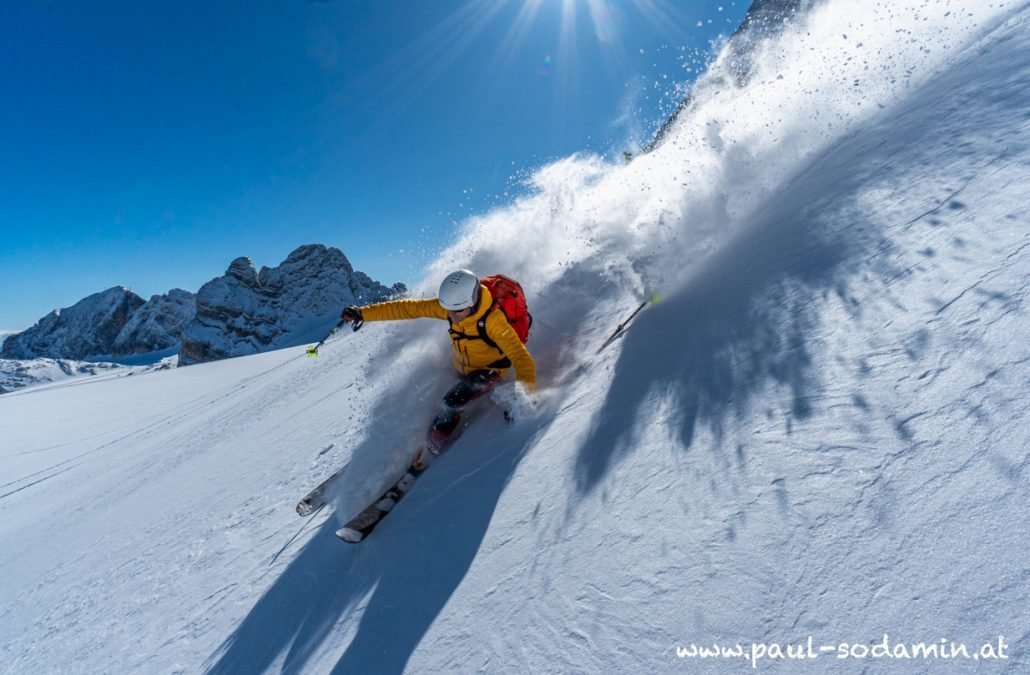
left=340, top=269, right=536, bottom=469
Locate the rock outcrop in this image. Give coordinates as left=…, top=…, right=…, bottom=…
left=178, top=244, right=404, bottom=365
left=2, top=244, right=401, bottom=366
left=1, top=287, right=146, bottom=360
left=113, top=289, right=196, bottom=356
left=2, top=287, right=195, bottom=361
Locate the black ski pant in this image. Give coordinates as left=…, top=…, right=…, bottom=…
left=427, top=369, right=502, bottom=449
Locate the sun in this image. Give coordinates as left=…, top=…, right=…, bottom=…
left=486, top=0, right=694, bottom=72
left=349, top=0, right=696, bottom=120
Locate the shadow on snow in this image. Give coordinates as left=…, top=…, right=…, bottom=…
left=568, top=34, right=1023, bottom=494
left=205, top=418, right=539, bottom=674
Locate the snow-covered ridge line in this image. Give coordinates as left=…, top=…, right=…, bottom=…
left=1, top=287, right=164, bottom=363
left=178, top=244, right=406, bottom=365
left=1, top=244, right=405, bottom=367
left=0, top=356, right=176, bottom=396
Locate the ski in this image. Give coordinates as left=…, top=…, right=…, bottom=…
left=335, top=465, right=425, bottom=543
left=335, top=410, right=485, bottom=542
left=296, top=463, right=349, bottom=516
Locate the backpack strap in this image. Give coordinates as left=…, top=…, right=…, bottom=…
left=475, top=305, right=514, bottom=368
left=448, top=303, right=509, bottom=367
left=475, top=304, right=501, bottom=352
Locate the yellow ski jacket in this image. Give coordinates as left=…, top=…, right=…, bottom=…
left=358, top=285, right=537, bottom=389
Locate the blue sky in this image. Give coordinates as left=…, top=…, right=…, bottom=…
left=0, top=0, right=748, bottom=331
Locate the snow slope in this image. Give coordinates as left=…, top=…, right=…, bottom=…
left=1, top=0, right=1028, bottom=672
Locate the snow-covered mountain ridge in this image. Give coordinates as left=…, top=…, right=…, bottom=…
left=179, top=244, right=404, bottom=365
left=1, top=245, right=403, bottom=385
left=1, top=0, right=1027, bottom=672
left=0, top=356, right=176, bottom=395
left=1, top=286, right=162, bottom=361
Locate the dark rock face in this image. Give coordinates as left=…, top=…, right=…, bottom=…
left=2, top=287, right=196, bottom=361
left=178, top=244, right=404, bottom=365
left=3, top=244, right=401, bottom=365
left=113, top=289, right=197, bottom=355
left=1, top=287, right=146, bottom=360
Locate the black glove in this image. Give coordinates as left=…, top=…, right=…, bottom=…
left=341, top=306, right=363, bottom=323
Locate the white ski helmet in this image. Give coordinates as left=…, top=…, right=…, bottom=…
left=438, top=269, right=480, bottom=310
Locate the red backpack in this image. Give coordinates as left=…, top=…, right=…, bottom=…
left=480, top=274, right=532, bottom=344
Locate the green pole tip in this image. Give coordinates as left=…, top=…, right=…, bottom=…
left=649, top=293, right=662, bottom=304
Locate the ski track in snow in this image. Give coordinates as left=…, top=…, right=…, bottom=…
left=2, top=1, right=1029, bottom=672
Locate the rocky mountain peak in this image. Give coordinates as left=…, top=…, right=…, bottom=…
left=226, top=257, right=261, bottom=286
left=178, top=244, right=403, bottom=365
left=2, top=244, right=402, bottom=369
left=1, top=287, right=146, bottom=361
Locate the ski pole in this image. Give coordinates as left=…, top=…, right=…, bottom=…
left=595, top=295, right=659, bottom=355
left=556, top=295, right=661, bottom=387
left=307, top=317, right=362, bottom=358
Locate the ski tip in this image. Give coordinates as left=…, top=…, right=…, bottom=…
left=297, top=498, right=328, bottom=517
left=335, top=527, right=365, bottom=543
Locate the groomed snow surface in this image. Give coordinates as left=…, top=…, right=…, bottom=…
left=2, top=0, right=1028, bottom=672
